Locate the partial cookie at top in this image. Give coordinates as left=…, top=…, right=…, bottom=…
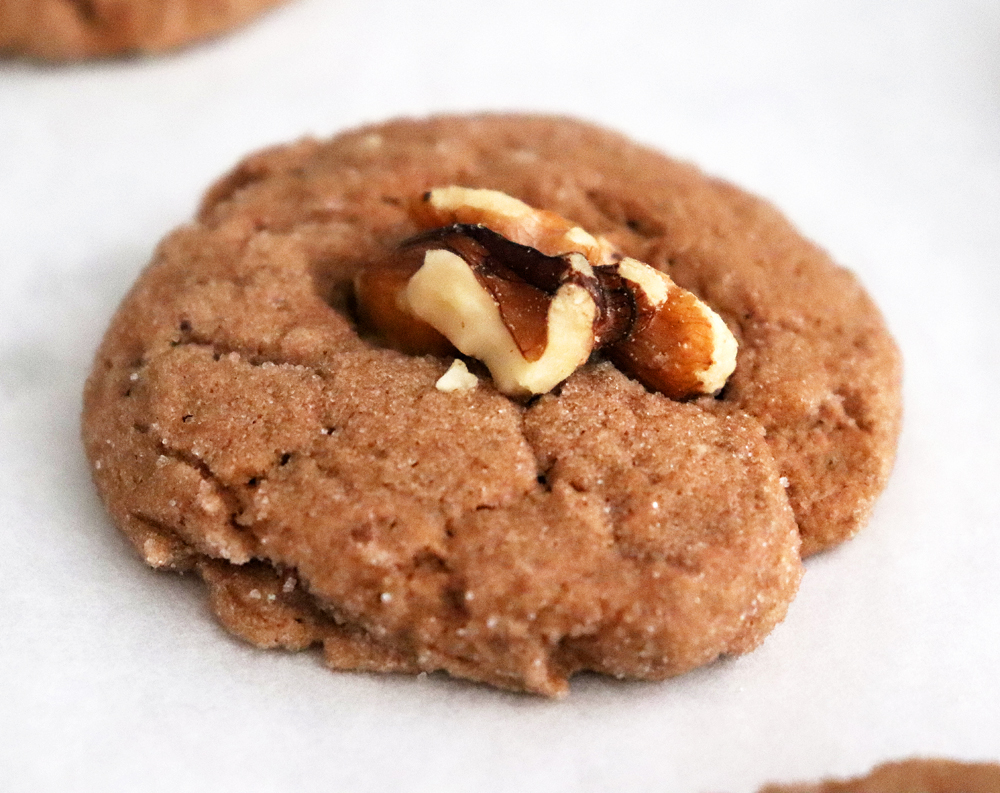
left=83, top=114, right=899, bottom=694
left=0, top=0, right=286, bottom=60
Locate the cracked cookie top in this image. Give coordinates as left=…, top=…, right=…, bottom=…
left=82, top=114, right=900, bottom=695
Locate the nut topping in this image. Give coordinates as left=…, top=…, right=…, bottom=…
left=411, top=187, right=615, bottom=264
left=353, top=248, right=453, bottom=357
left=435, top=358, right=479, bottom=392
left=606, top=258, right=738, bottom=398
left=403, top=228, right=602, bottom=396
left=354, top=187, right=738, bottom=399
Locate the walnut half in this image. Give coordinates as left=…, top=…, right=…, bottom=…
left=353, top=188, right=737, bottom=399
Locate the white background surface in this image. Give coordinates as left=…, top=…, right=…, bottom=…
left=2, top=1, right=999, bottom=790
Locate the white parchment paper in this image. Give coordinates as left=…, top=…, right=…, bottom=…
left=2, top=1, right=998, bottom=790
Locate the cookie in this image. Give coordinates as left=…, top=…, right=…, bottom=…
left=83, top=114, right=900, bottom=695
left=0, top=0, right=286, bottom=60
left=759, top=758, right=1000, bottom=792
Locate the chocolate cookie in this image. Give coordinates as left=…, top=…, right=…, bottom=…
left=759, top=759, right=1000, bottom=793
left=0, top=0, right=285, bottom=60
left=83, top=114, right=900, bottom=695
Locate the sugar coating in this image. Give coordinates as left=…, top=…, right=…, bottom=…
left=82, top=114, right=901, bottom=695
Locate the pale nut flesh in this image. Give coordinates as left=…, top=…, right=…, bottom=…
left=354, top=187, right=738, bottom=400
left=434, top=358, right=479, bottom=392
left=405, top=248, right=598, bottom=397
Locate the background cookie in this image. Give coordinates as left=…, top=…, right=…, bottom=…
left=0, top=0, right=286, bottom=60
left=83, top=114, right=899, bottom=694
left=759, top=758, right=1000, bottom=793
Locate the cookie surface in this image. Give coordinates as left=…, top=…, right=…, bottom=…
left=0, top=0, right=285, bottom=60
left=83, top=114, right=900, bottom=694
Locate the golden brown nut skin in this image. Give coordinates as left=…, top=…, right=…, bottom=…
left=606, top=286, right=718, bottom=400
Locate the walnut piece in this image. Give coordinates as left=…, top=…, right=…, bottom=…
left=435, top=359, right=479, bottom=392
left=354, top=188, right=738, bottom=399
left=607, top=258, right=738, bottom=397
left=412, top=187, right=616, bottom=264
left=407, top=247, right=599, bottom=396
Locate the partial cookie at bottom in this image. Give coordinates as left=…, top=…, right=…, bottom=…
left=759, top=759, right=1000, bottom=793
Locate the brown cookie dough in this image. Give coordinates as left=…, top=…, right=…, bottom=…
left=759, top=758, right=1000, bottom=793
left=0, top=0, right=286, bottom=60
left=83, top=114, right=900, bottom=695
